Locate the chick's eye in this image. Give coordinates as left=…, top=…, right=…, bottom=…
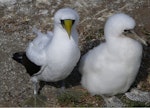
left=124, top=30, right=132, bottom=33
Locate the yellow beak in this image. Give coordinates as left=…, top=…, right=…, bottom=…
left=61, top=19, right=74, bottom=38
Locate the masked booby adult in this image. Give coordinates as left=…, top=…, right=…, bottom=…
left=13, top=8, right=80, bottom=106
left=27, top=7, right=80, bottom=94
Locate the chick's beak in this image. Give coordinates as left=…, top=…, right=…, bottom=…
left=124, top=30, right=147, bottom=46
left=61, top=19, right=74, bottom=38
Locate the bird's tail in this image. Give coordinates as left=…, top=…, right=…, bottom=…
left=32, top=26, right=42, bottom=37
left=12, top=52, right=25, bottom=64
left=12, top=52, right=41, bottom=76
left=32, top=26, right=39, bottom=34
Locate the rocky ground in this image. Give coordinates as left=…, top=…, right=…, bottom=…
left=0, top=0, right=150, bottom=107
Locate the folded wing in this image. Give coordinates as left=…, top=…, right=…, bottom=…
left=26, top=27, right=53, bottom=66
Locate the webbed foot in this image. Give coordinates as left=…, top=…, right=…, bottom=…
left=22, top=94, right=47, bottom=107
left=102, top=95, right=125, bottom=107
left=125, top=88, right=150, bottom=103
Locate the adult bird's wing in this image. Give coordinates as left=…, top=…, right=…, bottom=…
left=26, top=27, right=53, bottom=66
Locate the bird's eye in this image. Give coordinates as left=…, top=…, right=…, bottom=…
left=72, top=20, right=75, bottom=25
left=60, top=19, right=75, bottom=26
left=124, top=30, right=132, bottom=33
left=61, top=20, right=64, bottom=26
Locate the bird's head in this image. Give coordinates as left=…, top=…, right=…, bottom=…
left=104, top=13, right=147, bottom=45
left=104, top=13, right=136, bottom=37
left=54, top=8, right=79, bottom=38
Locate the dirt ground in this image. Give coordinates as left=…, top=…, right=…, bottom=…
left=0, top=0, right=150, bottom=107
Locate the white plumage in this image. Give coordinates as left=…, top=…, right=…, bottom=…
left=26, top=8, right=80, bottom=94
left=79, top=13, right=145, bottom=106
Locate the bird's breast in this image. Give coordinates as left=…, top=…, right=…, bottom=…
left=45, top=39, right=80, bottom=68
left=39, top=42, right=80, bottom=81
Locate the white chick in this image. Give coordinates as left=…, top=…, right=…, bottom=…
left=79, top=13, right=146, bottom=106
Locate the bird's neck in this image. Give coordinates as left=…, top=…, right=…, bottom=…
left=104, top=27, right=122, bottom=42
left=53, top=25, right=78, bottom=44
left=105, top=35, right=118, bottom=41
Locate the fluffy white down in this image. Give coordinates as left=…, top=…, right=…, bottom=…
left=26, top=8, right=80, bottom=82
left=79, top=13, right=143, bottom=96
